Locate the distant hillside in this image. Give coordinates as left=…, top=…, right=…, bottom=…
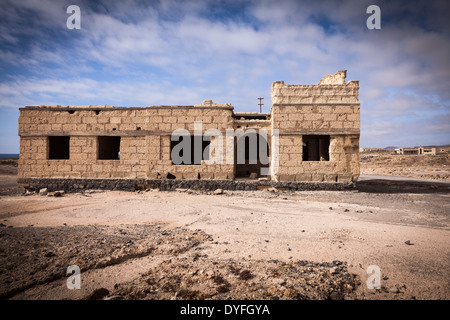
left=397, top=144, right=450, bottom=149
left=0, top=154, right=19, bottom=160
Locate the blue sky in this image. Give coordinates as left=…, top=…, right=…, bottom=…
left=1, top=0, right=449, bottom=152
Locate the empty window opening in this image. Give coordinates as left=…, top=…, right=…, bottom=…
left=98, top=136, right=121, bottom=160
left=302, top=135, right=330, bottom=161
left=167, top=172, right=176, bottom=179
left=170, top=135, right=210, bottom=165
left=48, top=136, right=70, bottom=160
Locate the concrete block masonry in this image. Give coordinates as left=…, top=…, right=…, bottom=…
left=18, top=71, right=360, bottom=189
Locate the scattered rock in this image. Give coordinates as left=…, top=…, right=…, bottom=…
left=39, top=188, right=48, bottom=196
left=329, top=291, right=344, bottom=300
left=405, top=240, right=414, bottom=245
left=47, top=190, right=65, bottom=197
left=0, top=224, right=210, bottom=299
left=273, top=278, right=286, bottom=286
left=87, top=288, right=110, bottom=300
left=54, top=190, right=65, bottom=197
left=0, top=221, right=365, bottom=300
left=238, top=269, right=252, bottom=280
left=297, top=260, right=309, bottom=266
left=249, top=173, right=258, bottom=179
left=283, top=288, right=301, bottom=299
left=213, top=189, right=223, bottom=195
left=330, top=267, right=339, bottom=274
left=333, top=260, right=343, bottom=266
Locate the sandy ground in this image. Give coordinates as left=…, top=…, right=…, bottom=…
left=360, top=153, right=450, bottom=182
left=0, top=162, right=449, bottom=300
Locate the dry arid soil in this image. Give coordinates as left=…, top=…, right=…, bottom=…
left=0, top=156, right=449, bottom=300
left=360, top=152, right=450, bottom=182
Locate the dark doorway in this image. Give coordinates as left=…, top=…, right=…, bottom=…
left=235, top=132, right=269, bottom=178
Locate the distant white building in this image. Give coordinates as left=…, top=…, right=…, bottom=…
left=397, top=147, right=436, bottom=155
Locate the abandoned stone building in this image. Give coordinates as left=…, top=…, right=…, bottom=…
left=17, top=70, right=360, bottom=191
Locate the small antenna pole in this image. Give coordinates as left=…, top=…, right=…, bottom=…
left=257, top=97, right=264, bottom=113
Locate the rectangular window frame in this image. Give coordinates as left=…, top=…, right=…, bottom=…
left=302, top=135, right=330, bottom=162
left=48, top=136, right=70, bottom=160
left=97, top=136, right=121, bottom=160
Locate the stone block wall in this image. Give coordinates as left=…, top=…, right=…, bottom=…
left=18, top=71, right=360, bottom=186
left=18, top=101, right=235, bottom=180
left=270, top=72, right=360, bottom=183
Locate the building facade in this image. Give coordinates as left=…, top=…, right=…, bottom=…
left=397, top=147, right=437, bottom=155
left=17, top=71, right=360, bottom=190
